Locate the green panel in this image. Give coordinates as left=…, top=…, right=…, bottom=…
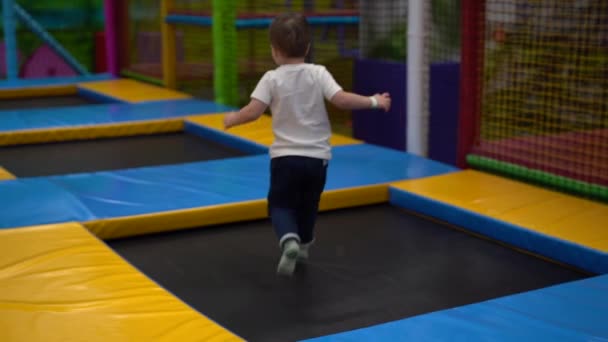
left=212, top=0, right=238, bottom=106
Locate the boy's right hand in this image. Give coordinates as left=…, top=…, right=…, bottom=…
left=374, top=93, right=391, bottom=112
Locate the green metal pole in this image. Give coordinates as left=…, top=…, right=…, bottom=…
left=212, top=0, right=238, bottom=106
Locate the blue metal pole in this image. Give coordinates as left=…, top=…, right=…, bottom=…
left=3, top=0, right=18, bottom=80
left=13, top=3, right=89, bottom=75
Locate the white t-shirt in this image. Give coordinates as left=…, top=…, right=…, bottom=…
left=251, top=63, right=342, bottom=160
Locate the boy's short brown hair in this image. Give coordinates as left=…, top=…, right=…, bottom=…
left=269, top=13, right=311, bottom=58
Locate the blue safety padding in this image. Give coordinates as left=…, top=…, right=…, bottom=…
left=325, top=144, right=458, bottom=190
left=184, top=120, right=268, bottom=155
left=0, top=155, right=270, bottom=227
left=0, top=144, right=457, bottom=228
left=0, top=178, right=96, bottom=228
left=48, top=156, right=270, bottom=220
left=389, top=187, right=608, bottom=274
left=0, top=73, right=112, bottom=89
left=303, top=274, right=608, bottom=341
left=0, top=99, right=235, bottom=132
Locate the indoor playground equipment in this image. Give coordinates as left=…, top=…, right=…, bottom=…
left=116, top=0, right=358, bottom=133
left=0, top=0, right=607, bottom=341
left=463, top=0, right=608, bottom=201
left=1, top=0, right=105, bottom=82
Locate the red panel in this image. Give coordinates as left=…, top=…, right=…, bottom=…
left=456, top=0, right=485, bottom=168
left=95, top=31, right=108, bottom=73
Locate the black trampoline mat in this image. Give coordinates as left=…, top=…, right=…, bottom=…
left=0, top=95, right=100, bottom=110
left=0, top=133, right=247, bottom=177
left=108, top=204, right=587, bottom=342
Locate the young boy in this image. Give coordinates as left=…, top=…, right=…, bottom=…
left=223, top=13, right=391, bottom=276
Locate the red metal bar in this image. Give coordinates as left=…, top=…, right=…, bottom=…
left=456, top=0, right=485, bottom=168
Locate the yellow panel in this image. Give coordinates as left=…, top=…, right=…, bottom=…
left=187, top=113, right=362, bottom=147
left=0, top=167, right=15, bottom=180
left=392, top=170, right=608, bottom=252
left=78, top=79, right=191, bottom=103
left=87, top=185, right=389, bottom=240
left=0, top=119, right=184, bottom=147
left=0, top=223, right=242, bottom=342
left=0, top=85, right=76, bottom=99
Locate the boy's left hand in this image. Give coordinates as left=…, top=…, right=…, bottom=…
left=223, top=112, right=238, bottom=130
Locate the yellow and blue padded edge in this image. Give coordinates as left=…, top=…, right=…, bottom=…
left=77, top=79, right=192, bottom=103
left=87, top=184, right=389, bottom=240
left=185, top=113, right=362, bottom=153
left=0, top=221, right=243, bottom=341
left=0, top=167, right=15, bottom=180
left=304, top=274, right=608, bottom=341
left=389, top=170, right=608, bottom=274
left=184, top=117, right=268, bottom=155
left=0, top=99, right=235, bottom=139
left=0, top=119, right=184, bottom=147
left=0, top=143, right=456, bottom=231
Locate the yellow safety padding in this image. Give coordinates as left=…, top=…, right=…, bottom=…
left=319, top=184, right=389, bottom=211
left=187, top=113, right=362, bottom=147
left=87, top=199, right=269, bottom=240
left=0, top=167, right=16, bottom=180
left=78, top=79, right=191, bottom=103
left=392, top=170, right=608, bottom=252
left=0, top=85, right=77, bottom=99
left=87, top=184, right=389, bottom=240
left=0, top=119, right=184, bottom=147
left=0, top=222, right=242, bottom=342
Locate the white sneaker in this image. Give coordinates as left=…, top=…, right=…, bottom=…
left=298, top=243, right=310, bottom=261
left=277, top=239, right=300, bottom=276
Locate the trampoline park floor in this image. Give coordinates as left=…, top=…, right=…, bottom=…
left=109, top=204, right=586, bottom=342
left=1, top=78, right=606, bottom=341
left=0, top=132, right=247, bottom=177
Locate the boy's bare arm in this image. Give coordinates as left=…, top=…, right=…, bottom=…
left=223, top=98, right=268, bottom=130
left=330, top=91, right=391, bottom=112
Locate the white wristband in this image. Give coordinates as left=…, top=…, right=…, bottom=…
left=369, top=96, right=378, bottom=109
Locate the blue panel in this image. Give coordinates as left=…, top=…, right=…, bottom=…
left=236, top=17, right=359, bottom=28
left=165, top=14, right=213, bottom=26
left=353, top=60, right=461, bottom=166
left=352, top=59, right=406, bottom=151
left=429, top=63, right=460, bottom=166
left=325, top=144, right=458, bottom=190
left=0, top=178, right=95, bottom=228
left=184, top=121, right=268, bottom=155
left=302, top=275, right=608, bottom=341
left=389, top=187, right=608, bottom=274
left=46, top=156, right=271, bottom=219
left=165, top=15, right=359, bottom=28
left=0, top=143, right=457, bottom=228
left=0, top=99, right=235, bottom=132
left=0, top=73, right=112, bottom=89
